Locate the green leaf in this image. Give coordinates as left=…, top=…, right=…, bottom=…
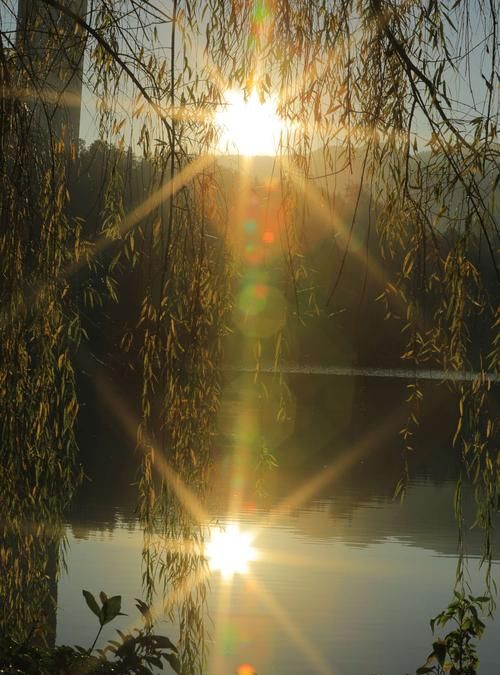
left=475, top=618, right=485, bottom=637
left=432, top=640, right=447, bottom=666
left=146, top=655, right=163, bottom=668
left=151, top=635, right=177, bottom=651
left=416, top=668, right=434, bottom=674
left=82, top=590, right=102, bottom=622
left=165, top=652, right=182, bottom=674
left=135, top=598, right=153, bottom=627
left=102, top=595, right=124, bottom=625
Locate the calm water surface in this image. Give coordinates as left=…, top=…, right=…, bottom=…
left=58, top=373, right=499, bottom=675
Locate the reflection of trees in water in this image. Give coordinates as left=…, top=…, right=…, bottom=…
left=215, top=372, right=468, bottom=503
left=140, top=496, right=209, bottom=675
left=0, top=0, right=84, bottom=647
left=211, top=370, right=500, bottom=563
left=0, top=488, right=68, bottom=645
left=286, top=481, right=500, bottom=559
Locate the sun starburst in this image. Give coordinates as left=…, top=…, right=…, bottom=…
left=205, top=522, right=258, bottom=580
left=215, top=89, right=287, bottom=156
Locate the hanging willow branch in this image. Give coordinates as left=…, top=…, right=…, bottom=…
left=1, top=0, right=499, bottom=645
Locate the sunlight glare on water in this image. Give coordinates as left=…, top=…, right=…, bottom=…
left=205, top=522, right=258, bottom=580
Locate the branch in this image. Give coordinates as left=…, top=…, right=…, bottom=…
left=371, top=0, right=474, bottom=153
left=40, top=0, right=174, bottom=136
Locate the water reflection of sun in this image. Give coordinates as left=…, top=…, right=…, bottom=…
left=205, top=522, right=258, bottom=580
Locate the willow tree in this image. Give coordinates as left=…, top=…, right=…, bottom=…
left=203, top=0, right=500, bottom=569
left=0, top=0, right=498, bottom=649
left=0, top=0, right=229, bottom=654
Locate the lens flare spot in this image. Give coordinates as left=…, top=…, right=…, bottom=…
left=244, top=268, right=268, bottom=284
left=237, top=664, right=257, bottom=675
left=262, top=230, right=275, bottom=244
left=222, top=624, right=238, bottom=653
left=234, top=285, right=286, bottom=338
left=246, top=250, right=265, bottom=265
left=253, top=1, right=269, bottom=21
left=244, top=219, right=257, bottom=234
left=206, top=523, right=258, bottom=580
left=244, top=243, right=265, bottom=265
left=233, top=473, right=245, bottom=488
left=263, top=177, right=279, bottom=192
left=238, top=284, right=268, bottom=316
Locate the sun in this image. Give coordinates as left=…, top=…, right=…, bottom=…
left=205, top=522, right=258, bottom=580
left=214, top=89, right=287, bottom=157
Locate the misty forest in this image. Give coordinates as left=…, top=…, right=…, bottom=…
left=0, top=1, right=499, bottom=674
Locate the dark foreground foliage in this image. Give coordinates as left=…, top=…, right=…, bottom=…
left=0, top=593, right=180, bottom=675
left=0, top=590, right=490, bottom=675
left=416, top=593, right=489, bottom=675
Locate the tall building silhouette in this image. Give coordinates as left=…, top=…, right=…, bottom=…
left=16, top=0, right=87, bottom=147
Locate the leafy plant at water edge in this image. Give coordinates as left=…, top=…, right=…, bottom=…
left=0, top=592, right=180, bottom=675
left=82, top=590, right=128, bottom=652
left=416, top=592, right=489, bottom=675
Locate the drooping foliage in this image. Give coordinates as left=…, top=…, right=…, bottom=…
left=202, top=0, right=500, bottom=573
left=0, top=0, right=498, bottom=655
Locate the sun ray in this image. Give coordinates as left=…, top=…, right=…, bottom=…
left=147, top=451, right=209, bottom=526
left=115, top=556, right=211, bottom=643
left=223, top=149, right=258, bottom=519
left=249, top=577, right=335, bottom=675
left=277, top=154, right=394, bottom=299
left=75, top=348, right=210, bottom=527
left=1, top=518, right=67, bottom=541
left=258, top=401, right=411, bottom=532
left=209, top=561, right=234, bottom=675
left=2, top=84, right=215, bottom=130
left=1, top=85, right=83, bottom=109
left=1, top=152, right=214, bottom=332
left=102, top=90, right=214, bottom=125
left=63, top=152, right=215, bottom=278
left=73, top=348, right=214, bottom=648
left=260, top=549, right=350, bottom=571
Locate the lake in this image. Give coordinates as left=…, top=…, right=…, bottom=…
left=6, top=372, right=500, bottom=674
